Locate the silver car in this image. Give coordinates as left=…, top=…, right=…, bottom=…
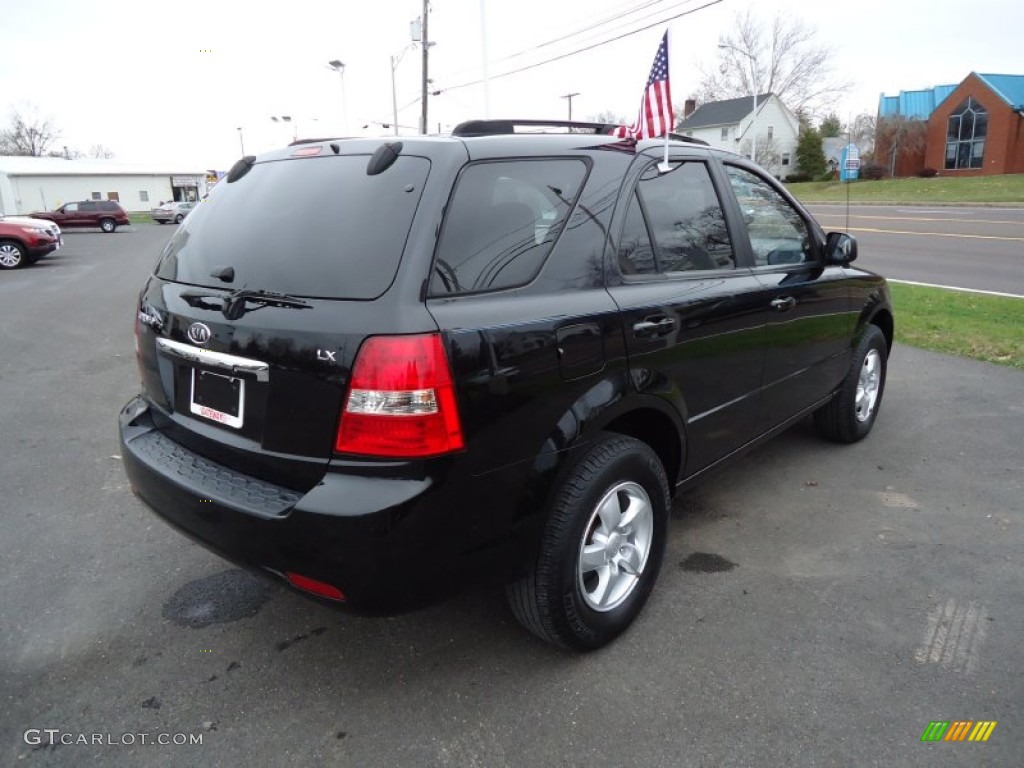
left=151, top=201, right=196, bottom=225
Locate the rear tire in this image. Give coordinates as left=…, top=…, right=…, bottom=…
left=507, top=434, right=669, bottom=651
left=0, top=240, right=26, bottom=269
left=99, top=218, right=116, bottom=233
left=814, top=324, right=888, bottom=443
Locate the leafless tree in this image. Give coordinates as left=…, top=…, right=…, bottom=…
left=697, top=10, right=851, bottom=114
left=875, top=116, right=927, bottom=175
left=587, top=110, right=628, bottom=126
left=0, top=106, right=60, bottom=156
left=738, top=137, right=782, bottom=175
left=850, top=114, right=876, bottom=154
left=90, top=144, right=115, bottom=159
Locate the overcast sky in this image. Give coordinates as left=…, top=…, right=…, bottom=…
left=1, top=0, right=1021, bottom=170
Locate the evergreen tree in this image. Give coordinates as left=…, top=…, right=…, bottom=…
left=795, top=127, right=827, bottom=178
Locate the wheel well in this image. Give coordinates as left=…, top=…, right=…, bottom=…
left=603, top=408, right=683, bottom=490
left=871, top=310, right=894, bottom=354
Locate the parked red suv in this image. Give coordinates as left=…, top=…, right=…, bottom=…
left=31, top=200, right=129, bottom=233
left=0, top=215, right=62, bottom=269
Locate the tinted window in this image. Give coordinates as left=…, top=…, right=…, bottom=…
left=429, top=159, right=588, bottom=295
left=155, top=155, right=430, bottom=300
left=617, top=161, right=733, bottom=275
left=100, top=201, right=120, bottom=211
left=725, top=165, right=811, bottom=266
left=81, top=202, right=98, bottom=211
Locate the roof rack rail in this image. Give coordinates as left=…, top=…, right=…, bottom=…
left=451, top=119, right=707, bottom=145
left=452, top=119, right=613, bottom=136
left=287, top=137, right=343, bottom=146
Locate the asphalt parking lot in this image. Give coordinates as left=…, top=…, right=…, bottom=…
left=2, top=225, right=1021, bottom=767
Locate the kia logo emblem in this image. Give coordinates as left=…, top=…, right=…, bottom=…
left=186, top=322, right=212, bottom=345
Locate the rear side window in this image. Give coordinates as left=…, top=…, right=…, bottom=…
left=155, top=155, right=430, bottom=299
left=429, top=159, right=588, bottom=296
left=81, top=202, right=98, bottom=212
left=617, top=161, right=734, bottom=276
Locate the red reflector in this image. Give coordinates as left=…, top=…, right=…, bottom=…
left=291, top=146, right=323, bottom=157
left=285, top=572, right=345, bottom=601
left=335, top=333, right=465, bottom=458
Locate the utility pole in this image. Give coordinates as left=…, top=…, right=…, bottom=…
left=420, top=0, right=429, bottom=134
left=561, top=92, right=580, bottom=121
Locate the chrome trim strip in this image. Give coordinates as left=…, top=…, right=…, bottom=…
left=156, top=337, right=270, bottom=382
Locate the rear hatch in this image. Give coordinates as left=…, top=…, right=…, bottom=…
left=135, top=148, right=435, bottom=491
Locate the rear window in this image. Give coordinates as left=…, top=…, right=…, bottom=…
left=428, top=158, right=589, bottom=296
left=155, top=154, right=430, bottom=300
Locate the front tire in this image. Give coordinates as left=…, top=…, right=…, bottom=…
left=99, top=218, right=116, bottom=233
left=174, top=214, right=184, bottom=224
left=0, top=240, right=26, bottom=269
left=814, top=324, right=888, bottom=443
left=507, top=434, right=669, bottom=651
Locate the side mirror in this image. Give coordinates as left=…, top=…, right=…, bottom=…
left=825, top=232, right=857, bottom=265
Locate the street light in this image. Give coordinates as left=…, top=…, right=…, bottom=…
left=237, top=126, right=245, bottom=155
left=719, top=43, right=758, bottom=162
left=270, top=115, right=295, bottom=142
left=327, top=60, right=348, bottom=134
left=390, top=44, right=417, bottom=137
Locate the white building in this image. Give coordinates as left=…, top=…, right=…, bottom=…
left=677, top=94, right=801, bottom=180
left=0, top=156, right=209, bottom=215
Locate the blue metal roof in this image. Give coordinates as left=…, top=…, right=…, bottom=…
left=877, top=84, right=956, bottom=119
left=976, top=73, right=1024, bottom=108
left=879, top=74, right=1024, bottom=118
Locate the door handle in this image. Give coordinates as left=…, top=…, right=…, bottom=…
left=770, top=296, right=797, bottom=311
left=632, top=316, right=677, bottom=338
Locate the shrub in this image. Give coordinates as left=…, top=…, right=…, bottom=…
left=918, top=167, right=939, bottom=178
left=784, top=172, right=813, bottom=183
left=859, top=162, right=886, bottom=180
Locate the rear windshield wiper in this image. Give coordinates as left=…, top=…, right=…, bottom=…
left=224, top=288, right=311, bottom=319
left=180, top=287, right=311, bottom=320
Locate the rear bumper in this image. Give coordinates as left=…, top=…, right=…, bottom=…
left=119, top=396, right=536, bottom=612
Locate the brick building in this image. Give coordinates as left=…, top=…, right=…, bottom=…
left=877, top=72, right=1024, bottom=176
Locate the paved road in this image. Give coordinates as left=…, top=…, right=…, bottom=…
left=2, top=226, right=1022, bottom=767
left=807, top=204, right=1024, bottom=296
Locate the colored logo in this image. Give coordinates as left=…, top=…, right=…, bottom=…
left=921, top=721, right=997, bottom=742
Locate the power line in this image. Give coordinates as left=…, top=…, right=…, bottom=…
left=437, top=0, right=723, bottom=94
left=439, top=0, right=685, bottom=82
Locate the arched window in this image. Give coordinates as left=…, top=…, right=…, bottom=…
left=945, top=98, right=987, bottom=170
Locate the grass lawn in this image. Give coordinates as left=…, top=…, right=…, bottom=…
left=890, top=282, right=1024, bottom=369
left=788, top=174, right=1024, bottom=204
left=128, top=212, right=155, bottom=225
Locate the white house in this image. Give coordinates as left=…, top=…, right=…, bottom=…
left=0, top=156, right=210, bottom=216
left=677, top=94, right=801, bottom=179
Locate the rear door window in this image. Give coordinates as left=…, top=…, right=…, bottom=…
left=429, top=159, right=589, bottom=296
left=616, top=161, right=734, bottom=275
left=155, top=155, right=430, bottom=300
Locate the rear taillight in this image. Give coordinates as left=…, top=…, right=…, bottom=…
left=335, top=333, right=465, bottom=458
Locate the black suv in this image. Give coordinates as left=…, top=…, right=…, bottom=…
left=120, top=121, right=892, bottom=650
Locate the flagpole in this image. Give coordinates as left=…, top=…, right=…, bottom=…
left=659, top=28, right=672, bottom=172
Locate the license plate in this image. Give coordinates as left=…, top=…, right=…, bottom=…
left=190, top=369, right=244, bottom=428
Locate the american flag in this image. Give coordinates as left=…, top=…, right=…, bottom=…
left=613, top=32, right=673, bottom=140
